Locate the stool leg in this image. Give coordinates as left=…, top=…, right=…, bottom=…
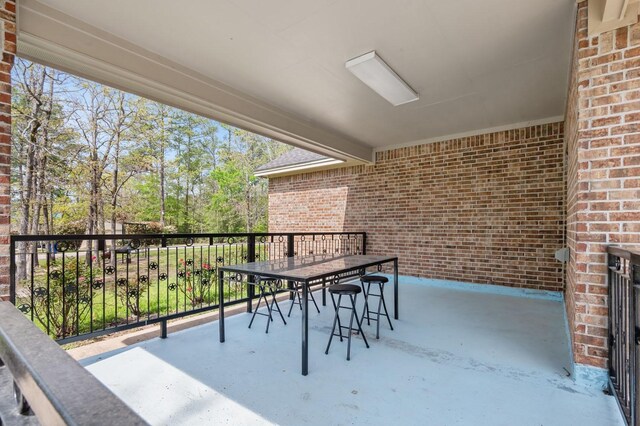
left=325, top=293, right=340, bottom=355
left=376, top=286, right=383, bottom=339
left=264, top=287, right=275, bottom=334
left=360, top=280, right=370, bottom=326
left=248, top=285, right=265, bottom=329
left=351, top=294, right=369, bottom=349
left=335, top=294, right=344, bottom=341
left=380, top=283, right=394, bottom=331
left=287, top=286, right=300, bottom=317
left=346, top=294, right=357, bottom=361
left=309, top=288, right=320, bottom=313
left=270, top=288, right=287, bottom=325
left=366, top=282, right=372, bottom=324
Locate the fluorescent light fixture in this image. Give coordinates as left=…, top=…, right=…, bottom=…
left=345, top=51, right=419, bottom=106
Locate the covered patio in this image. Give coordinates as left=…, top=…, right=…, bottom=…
left=80, top=280, right=622, bottom=425
left=1, top=0, right=639, bottom=424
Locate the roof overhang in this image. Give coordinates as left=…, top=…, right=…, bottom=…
left=255, top=158, right=345, bottom=178
left=18, top=0, right=574, bottom=163
left=17, top=0, right=374, bottom=163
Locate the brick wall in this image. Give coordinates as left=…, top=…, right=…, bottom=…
left=565, top=2, right=640, bottom=369
left=0, top=0, right=14, bottom=300
left=269, top=123, right=566, bottom=292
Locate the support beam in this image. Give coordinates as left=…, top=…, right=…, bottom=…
left=587, top=0, right=640, bottom=36
left=601, top=0, right=629, bottom=22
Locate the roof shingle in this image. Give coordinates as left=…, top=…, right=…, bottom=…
left=256, top=148, right=331, bottom=171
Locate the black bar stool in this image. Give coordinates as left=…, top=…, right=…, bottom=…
left=287, top=282, right=320, bottom=317
left=360, top=275, right=394, bottom=339
left=324, top=284, right=369, bottom=360
left=248, top=277, right=286, bottom=333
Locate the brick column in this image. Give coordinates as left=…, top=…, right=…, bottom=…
left=566, top=1, right=640, bottom=373
left=0, top=0, right=15, bottom=300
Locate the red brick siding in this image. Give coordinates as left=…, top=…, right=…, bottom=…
left=565, top=2, right=640, bottom=369
left=269, top=123, right=566, bottom=292
left=0, top=0, right=14, bottom=300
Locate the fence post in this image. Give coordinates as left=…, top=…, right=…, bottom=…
left=608, top=251, right=615, bottom=383
left=362, top=233, right=367, bottom=255
left=9, top=237, right=15, bottom=304
left=246, top=234, right=256, bottom=313
left=287, top=234, right=295, bottom=298
left=632, top=256, right=640, bottom=426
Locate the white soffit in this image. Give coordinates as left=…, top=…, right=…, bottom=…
left=17, top=0, right=372, bottom=163
left=22, top=0, right=575, bottom=153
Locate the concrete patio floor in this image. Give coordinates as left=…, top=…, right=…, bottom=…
left=79, top=279, right=623, bottom=425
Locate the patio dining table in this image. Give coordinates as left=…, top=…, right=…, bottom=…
left=218, top=254, right=399, bottom=375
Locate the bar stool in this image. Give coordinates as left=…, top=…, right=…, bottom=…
left=248, top=277, right=286, bottom=333
left=325, top=284, right=369, bottom=360
left=360, top=275, right=394, bottom=339
left=287, top=282, right=320, bottom=317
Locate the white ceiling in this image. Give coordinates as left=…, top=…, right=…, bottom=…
left=31, top=0, right=574, bottom=150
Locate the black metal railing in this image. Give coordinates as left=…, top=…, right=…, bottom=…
left=608, top=246, right=640, bottom=426
left=9, top=232, right=365, bottom=344
left=0, top=301, right=147, bottom=424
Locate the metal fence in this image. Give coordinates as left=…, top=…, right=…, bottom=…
left=608, top=246, right=640, bottom=426
left=10, top=232, right=365, bottom=344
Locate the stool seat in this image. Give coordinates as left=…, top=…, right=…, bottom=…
left=328, top=284, right=361, bottom=295
left=360, top=275, right=388, bottom=283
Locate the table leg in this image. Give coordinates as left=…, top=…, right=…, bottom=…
left=246, top=275, right=254, bottom=313
left=219, top=269, right=225, bottom=342
left=322, top=277, right=327, bottom=306
left=302, top=280, right=309, bottom=376
left=393, top=258, right=399, bottom=320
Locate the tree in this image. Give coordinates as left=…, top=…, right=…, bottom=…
left=11, top=59, right=74, bottom=278
left=211, top=128, right=289, bottom=232
left=11, top=58, right=293, bottom=243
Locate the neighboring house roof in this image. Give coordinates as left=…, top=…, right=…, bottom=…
left=255, top=148, right=343, bottom=177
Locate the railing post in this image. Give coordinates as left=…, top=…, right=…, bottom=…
left=160, top=319, right=167, bottom=339
left=632, top=256, right=640, bottom=426
left=9, top=237, right=15, bottom=304
left=287, top=234, right=295, bottom=297
left=246, top=234, right=256, bottom=313
left=608, top=251, right=615, bottom=382
left=362, top=232, right=367, bottom=255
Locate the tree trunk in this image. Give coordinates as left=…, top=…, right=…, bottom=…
left=158, top=107, right=167, bottom=229
left=86, top=146, right=99, bottom=264
left=17, top=69, right=45, bottom=281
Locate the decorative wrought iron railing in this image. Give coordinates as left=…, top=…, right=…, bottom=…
left=608, top=246, right=640, bottom=426
left=9, top=232, right=365, bottom=344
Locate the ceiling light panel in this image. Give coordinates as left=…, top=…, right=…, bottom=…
left=345, top=51, right=419, bottom=106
